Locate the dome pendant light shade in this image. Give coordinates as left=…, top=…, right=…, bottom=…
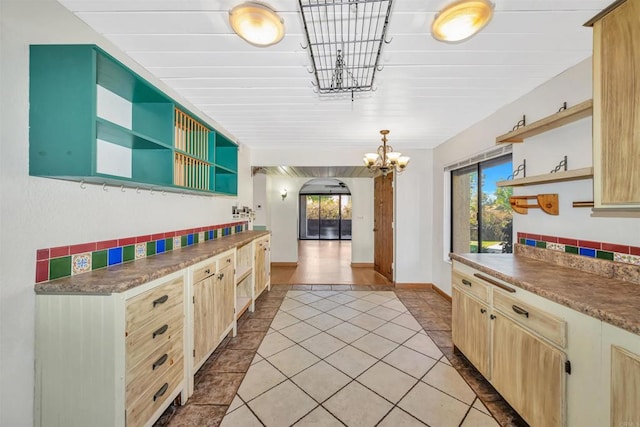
left=431, top=0, right=494, bottom=43
left=229, top=2, right=285, bottom=47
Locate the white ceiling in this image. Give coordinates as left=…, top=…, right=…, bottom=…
left=58, top=0, right=608, bottom=152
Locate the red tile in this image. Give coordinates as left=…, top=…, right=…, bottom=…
left=37, top=248, right=50, bottom=261
left=136, top=235, right=151, bottom=243
left=36, top=260, right=49, bottom=283
left=540, top=235, right=559, bottom=243
left=118, top=237, right=136, bottom=246
left=602, top=243, right=630, bottom=254
left=526, top=234, right=541, bottom=241
left=96, top=239, right=118, bottom=250
left=70, top=242, right=97, bottom=255
left=630, top=246, right=640, bottom=256
left=50, top=246, right=69, bottom=258
left=558, top=237, right=578, bottom=246
left=578, top=240, right=601, bottom=250
left=165, top=231, right=176, bottom=237
left=152, top=233, right=165, bottom=241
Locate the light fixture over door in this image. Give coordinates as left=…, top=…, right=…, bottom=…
left=363, top=130, right=410, bottom=176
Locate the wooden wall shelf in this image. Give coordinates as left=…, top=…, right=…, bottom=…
left=496, top=99, right=593, bottom=143
left=497, top=167, right=593, bottom=187
left=510, top=194, right=559, bottom=215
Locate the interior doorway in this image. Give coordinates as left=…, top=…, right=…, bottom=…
left=374, top=172, right=394, bottom=282
left=298, top=179, right=352, bottom=240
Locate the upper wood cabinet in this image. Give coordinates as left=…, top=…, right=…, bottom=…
left=587, top=0, right=640, bottom=208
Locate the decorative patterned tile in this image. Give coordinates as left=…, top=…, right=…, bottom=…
left=615, top=253, right=640, bottom=266
left=71, top=253, right=91, bottom=275
left=173, top=237, right=181, bottom=250
left=135, top=243, right=146, bottom=259
left=547, top=242, right=565, bottom=252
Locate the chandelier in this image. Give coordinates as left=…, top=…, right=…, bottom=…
left=363, top=130, right=410, bottom=176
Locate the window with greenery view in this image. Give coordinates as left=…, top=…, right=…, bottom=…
left=451, top=154, right=513, bottom=254
left=299, top=195, right=352, bottom=240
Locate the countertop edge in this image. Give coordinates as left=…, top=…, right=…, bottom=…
left=35, top=230, right=270, bottom=295
left=449, top=253, right=639, bottom=336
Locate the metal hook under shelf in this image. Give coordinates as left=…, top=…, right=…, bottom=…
left=80, top=180, right=86, bottom=189
left=120, top=185, right=125, bottom=193
left=102, top=183, right=108, bottom=192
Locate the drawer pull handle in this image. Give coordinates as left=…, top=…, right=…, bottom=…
left=473, top=273, right=515, bottom=293
left=152, top=354, right=168, bottom=370
left=227, top=259, right=232, bottom=263
left=204, top=269, right=211, bottom=274
left=153, top=295, right=169, bottom=307
left=490, top=314, right=496, bottom=320
left=480, top=308, right=486, bottom=314
left=218, top=273, right=225, bottom=280
left=512, top=305, right=529, bottom=318
left=461, top=279, right=472, bottom=287
left=153, top=324, right=169, bottom=339
left=153, top=383, right=169, bottom=401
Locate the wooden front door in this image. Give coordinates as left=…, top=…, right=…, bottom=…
left=374, top=172, right=394, bottom=282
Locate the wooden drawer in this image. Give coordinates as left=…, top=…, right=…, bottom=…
left=126, top=306, right=183, bottom=371
left=126, top=355, right=183, bottom=427
left=452, top=270, right=490, bottom=302
left=126, top=277, right=183, bottom=334
left=493, top=290, right=567, bottom=348
left=219, top=252, right=235, bottom=270
left=193, top=260, right=216, bottom=284
left=126, top=329, right=183, bottom=399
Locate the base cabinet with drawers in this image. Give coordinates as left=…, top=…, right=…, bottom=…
left=35, top=271, right=188, bottom=427
left=254, top=235, right=270, bottom=298
left=451, top=261, right=602, bottom=427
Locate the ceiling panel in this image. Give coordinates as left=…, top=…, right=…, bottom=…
left=57, top=0, right=608, bottom=154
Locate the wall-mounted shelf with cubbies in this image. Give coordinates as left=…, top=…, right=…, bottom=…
left=497, top=167, right=593, bottom=188
left=29, top=44, right=238, bottom=196
left=496, top=99, right=593, bottom=144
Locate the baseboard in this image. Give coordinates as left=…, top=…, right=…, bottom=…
left=394, top=283, right=433, bottom=289
left=432, top=283, right=452, bottom=302
left=350, top=263, right=374, bottom=268
left=271, top=262, right=298, bottom=267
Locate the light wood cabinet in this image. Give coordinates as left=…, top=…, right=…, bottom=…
left=254, top=235, right=270, bottom=297
left=589, top=0, right=640, bottom=208
left=213, top=261, right=235, bottom=347
left=491, top=311, right=566, bottom=427
left=35, top=271, right=188, bottom=427
left=193, top=272, right=216, bottom=368
left=451, top=287, right=491, bottom=378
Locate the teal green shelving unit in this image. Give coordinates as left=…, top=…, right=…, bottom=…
left=29, top=44, right=238, bottom=196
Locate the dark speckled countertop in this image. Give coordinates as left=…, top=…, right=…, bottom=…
left=450, top=253, right=640, bottom=336
left=35, top=230, right=270, bottom=295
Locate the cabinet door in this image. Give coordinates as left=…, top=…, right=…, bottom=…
left=492, top=312, right=566, bottom=427
left=611, top=345, right=640, bottom=426
left=593, top=0, right=640, bottom=207
left=254, top=240, right=266, bottom=294
left=193, top=277, right=215, bottom=367
left=452, top=287, right=491, bottom=378
left=213, top=265, right=235, bottom=346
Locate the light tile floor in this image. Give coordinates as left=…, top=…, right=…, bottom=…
left=156, top=286, right=526, bottom=427
left=220, top=289, right=498, bottom=426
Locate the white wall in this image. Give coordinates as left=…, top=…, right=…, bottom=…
left=265, top=175, right=374, bottom=264
left=0, top=2, right=251, bottom=426
left=431, top=57, right=640, bottom=295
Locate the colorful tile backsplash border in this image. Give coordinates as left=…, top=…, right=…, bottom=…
left=517, top=232, right=640, bottom=267
left=36, top=221, right=249, bottom=283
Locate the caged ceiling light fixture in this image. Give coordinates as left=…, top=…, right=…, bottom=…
left=431, top=0, right=494, bottom=43
left=229, top=2, right=285, bottom=47
left=363, top=130, right=410, bottom=176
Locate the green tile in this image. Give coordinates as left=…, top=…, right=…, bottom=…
left=204, top=232, right=209, bottom=241
left=214, top=229, right=219, bottom=239
left=194, top=233, right=199, bottom=244
left=165, top=238, right=173, bottom=251
left=49, top=256, right=71, bottom=280
left=597, top=250, right=614, bottom=261
left=519, top=238, right=526, bottom=244
left=92, top=250, right=107, bottom=269
left=123, top=245, right=135, bottom=263
left=536, top=241, right=547, bottom=249
left=146, top=241, right=156, bottom=256
left=565, top=245, right=578, bottom=254
left=181, top=235, right=188, bottom=247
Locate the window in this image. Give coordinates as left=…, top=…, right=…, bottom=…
left=451, top=154, right=513, bottom=254
left=299, top=194, right=352, bottom=240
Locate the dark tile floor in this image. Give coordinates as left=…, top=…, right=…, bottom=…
left=154, top=285, right=526, bottom=427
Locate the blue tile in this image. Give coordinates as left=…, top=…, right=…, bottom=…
left=187, top=234, right=194, bottom=246
left=108, top=247, right=123, bottom=266
left=156, top=239, right=166, bottom=254
left=525, top=239, right=536, bottom=247
left=208, top=230, right=213, bottom=240
left=579, top=247, right=596, bottom=257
